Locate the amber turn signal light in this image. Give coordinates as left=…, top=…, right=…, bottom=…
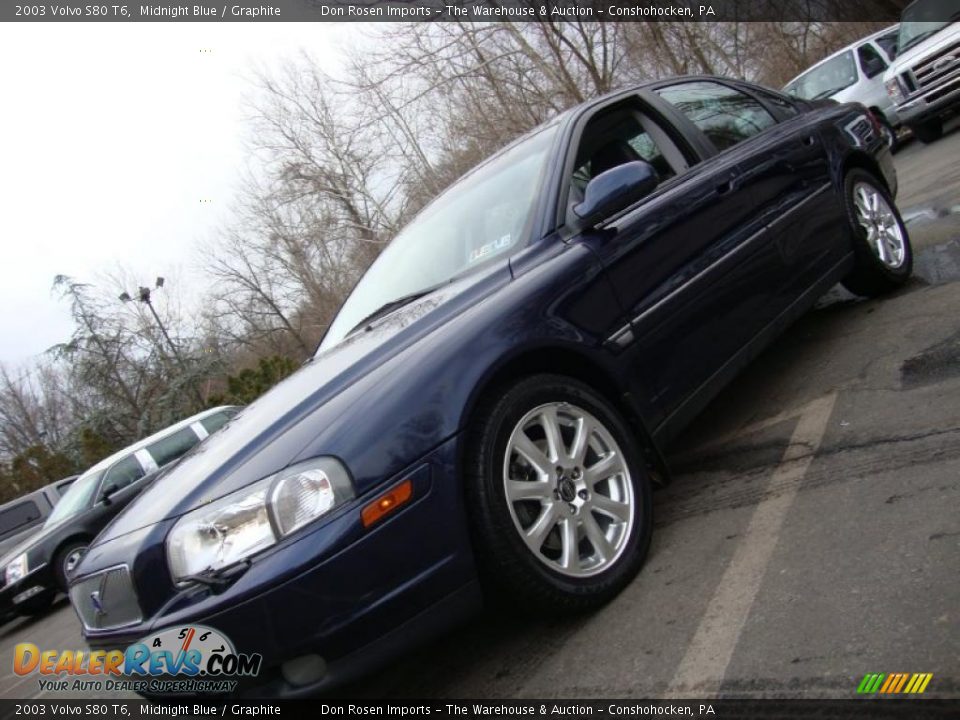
left=361, top=479, right=413, bottom=528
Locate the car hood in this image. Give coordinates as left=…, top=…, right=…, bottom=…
left=93, top=265, right=509, bottom=544
left=886, top=23, right=960, bottom=76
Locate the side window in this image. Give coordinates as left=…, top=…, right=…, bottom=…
left=55, top=479, right=75, bottom=498
left=857, top=43, right=888, bottom=79
left=101, top=455, right=145, bottom=494
left=753, top=88, right=800, bottom=118
left=147, top=426, right=201, bottom=468
left=875, top=33, right=898, bottom=61
left=0, top=501, right=41, bottom=537
left=657, top=81, right=777, bottom=153
left=200, top=411, right=232, bottom=436
left=570, top=105, right=685, bottom=206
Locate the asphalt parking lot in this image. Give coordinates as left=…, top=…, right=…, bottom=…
left=2, top=126, right=959, bottom=701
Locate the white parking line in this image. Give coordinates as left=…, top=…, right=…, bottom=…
left=666, top=393, right=838, bottom=697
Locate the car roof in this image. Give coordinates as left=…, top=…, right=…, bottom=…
left=74, top=405, right=239, bottom=481
left=784, top=25, right=900, bottom=87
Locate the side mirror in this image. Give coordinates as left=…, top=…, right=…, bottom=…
left=574, top=161, right=660, bottom=228
left=100, top=484, right=118, bottom=505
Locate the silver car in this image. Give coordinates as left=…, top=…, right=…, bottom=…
left=785, top=26, right=901, bottom=148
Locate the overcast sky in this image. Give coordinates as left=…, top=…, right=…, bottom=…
left=0, top=22, right=354, bottom=368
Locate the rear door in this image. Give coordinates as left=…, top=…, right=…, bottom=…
left=564, top=92, right=792, bottom=424
left=659, top=81, right=842, bottom=298
left=657, top=80, right=837, bottom=320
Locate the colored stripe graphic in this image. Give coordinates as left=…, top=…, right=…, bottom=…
left=880, top=674, right=897, bottom=693
left=857, top=673, right=885, bottom=693
left=858, top=672, right=932, bottom=694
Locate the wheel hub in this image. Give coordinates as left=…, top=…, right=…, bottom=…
left=557, top=475, right=577, bottom=503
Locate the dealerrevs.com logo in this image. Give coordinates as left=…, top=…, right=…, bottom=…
left=14, top=625, right=262, bottom=694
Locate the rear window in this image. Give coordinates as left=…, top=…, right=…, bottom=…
left=753, top=88, right=800, bottom=118
left=657, top=81, right=777, bottom=152
left=0, top=500, right=41, bottom=537
left=200, top=411, right=233, bottom=436
left=147, top=426, right=201, bottom=468
left=101, top=455, right=145, bottom=493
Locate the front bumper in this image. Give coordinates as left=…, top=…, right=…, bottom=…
left=0, top=563, right=56, bottom=614
left=72, top=434, right=481, bottom=696
left=895, top=82, right=960, bottom=125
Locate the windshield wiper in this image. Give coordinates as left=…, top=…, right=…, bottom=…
left=810, top=85, right=850, bottom=100
left=346, top=284, right=443, bottom=338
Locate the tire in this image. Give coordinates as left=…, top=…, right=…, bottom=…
left=53, top=540, right=88, bottom=592
left=909, top=119, right=943, bottom=144
left=464, top=374, right=653, bottom=613
left=840, top=169, right=913, bottom=297
left=14, top=589, right=55, bottom=617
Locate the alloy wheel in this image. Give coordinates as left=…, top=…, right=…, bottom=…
left=64, top=547, right=86, bottom=577
left=852, top=181, right=906, bottom=269
left=502, top=402, right=635, bottom=578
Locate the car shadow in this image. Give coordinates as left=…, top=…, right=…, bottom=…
left=0, top=595, right=70, bottom=641
left=333, top=608, right=588, bottom=698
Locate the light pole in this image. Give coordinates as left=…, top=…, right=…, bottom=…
left=120, top=277, right=205, bottom=406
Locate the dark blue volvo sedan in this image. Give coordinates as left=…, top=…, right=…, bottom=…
left=70, top=77, right=910, bottom=695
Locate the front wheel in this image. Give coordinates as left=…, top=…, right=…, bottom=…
left=909, top=119, right=943, bottom=144
left=840, top=169, right=912, bottom=297
left=464, top=374, right=653, bottom=612
left=53, top=541, right=88, bottom=592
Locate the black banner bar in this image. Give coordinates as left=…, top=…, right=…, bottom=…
left=1, top=699, right=959, bottom=720
left=0, top=0, right=943, bottom=24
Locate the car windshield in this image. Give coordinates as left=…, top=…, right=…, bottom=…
left=319, top=124, right=558, bottom=351
left=785, top=51, right=858, bottom=100
left=44, top=470, right=102, bottom=527
left=898, top=0, right=957, bottom=52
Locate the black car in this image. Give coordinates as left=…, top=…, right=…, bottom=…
left=0, top=406, right=238, bottom=617
left=0, top=475, right=77, bottom=559
left=72, top=77, right=910, bottom=695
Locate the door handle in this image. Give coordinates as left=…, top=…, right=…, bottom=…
left=715, top=179, right=735, bottom=194
left=802, top=135, right=817, bottom=146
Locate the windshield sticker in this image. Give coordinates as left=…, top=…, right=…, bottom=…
left=469, top=235, right=512, bottom=264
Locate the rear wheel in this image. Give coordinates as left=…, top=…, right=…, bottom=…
left=53, top=541, right=88, bottom=592
left=910, top=119, right=943, bottom=144
left=464, top=374, right=653, bottom=612
left=841, top=169, right=912, bottom=297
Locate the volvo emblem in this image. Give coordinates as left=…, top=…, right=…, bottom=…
left=89, top=574, right=109, bottom=620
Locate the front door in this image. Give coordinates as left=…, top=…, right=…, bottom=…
left=567, top=91, right=793, bottom=430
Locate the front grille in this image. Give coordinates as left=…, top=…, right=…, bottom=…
left=69, top=565, right=142, bottom=631
left=910, top=39, right=960, bottom=90
left=844, top=116, right=875, bottom=145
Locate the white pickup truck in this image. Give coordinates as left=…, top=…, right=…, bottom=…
left=884, top=1, right=960, bottom=143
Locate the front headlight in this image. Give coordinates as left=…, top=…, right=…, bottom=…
left=5, top=554, right=28, bottom=586
left=166, top=457, right=353, bottom=583
left=885, top=77, right=905, bottom=104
